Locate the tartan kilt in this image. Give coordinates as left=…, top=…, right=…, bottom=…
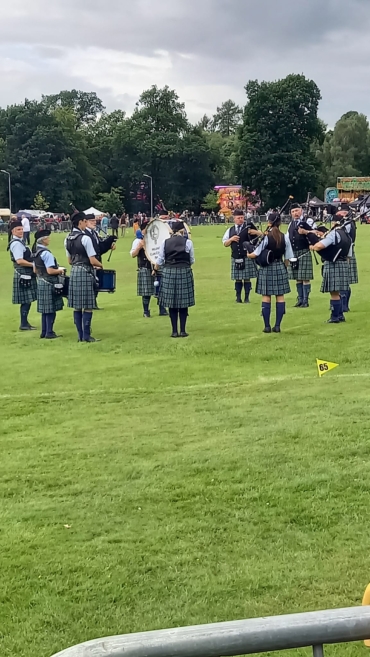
left=137, top=268, right=155, bottom=297
left=231, top=258, right=257, bottom=280
left=348, top=249, right=358, bottom=284
left=159, top=266, right=195, bottom=309
left=288, top=249, right=314, bottom=281
left=36, top=276, right=64, bottom=314
left=12, top=266, right=37, bottom=305
left=320, top=260, right=349, bottom=293
left=68, top=265, right=97, bottom=310
left=256, top=260, right=291, bottom=296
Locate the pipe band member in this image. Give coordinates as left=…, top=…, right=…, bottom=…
left=85, top=215, right=117, bottom=310
left=341, top=217, right=357, bottom=312
left=32, top=229, right=65, bottom=339
left=248, top=213, right=294, bottom=333
left=308, top=219, right=352, bottom=324
left=222, top=209, right=261, bottom=304
left=65, top=211, right=103, bottom=342
left=7, top=219, right=37, bottom=331
left=130, top=218, right=167, bottom=317
left=156, top=221, right=195, bottom=338
left=288, top=203, right=316, bottom=308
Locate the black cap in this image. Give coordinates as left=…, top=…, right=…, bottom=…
left=290, top=203, right=302, bottom=210
left=233, top=209, right=244, bottom=217
left=172, top=221, right=185, bottom=233
left=34, top=229, right=51, bottom=241
left=160, top=210, right=169, bottom=217
left=316, top=225, right=327, bottom=234
left=268, top=212, right=281, bottom=225
left=71, top=211, right=86, bottom=226
left=10, top=220, right=22, bottom=230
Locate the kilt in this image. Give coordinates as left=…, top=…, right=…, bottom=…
left=37, top=276, right=64, bottom=314
left=256, top=260, right=291, bottom=296
left=68, top=265, right=97, bottom=310
left=288, top=249, right=314, bottom=281
left=12, top=266, right=37, bottom=305
left=137, top=268, right=155, bottom=297
left=320, top=260, right=349, bottom=293
left=348, top=249, right=358, bottom=284
left=231, top=258, right=257, bottom=280
left=159, top=266, right=195, bottom=309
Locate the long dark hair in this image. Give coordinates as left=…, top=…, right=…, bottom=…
left=268, top=213, right=284, bottom=247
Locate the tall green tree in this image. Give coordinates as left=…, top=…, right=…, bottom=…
left=212, top=100, right=243, bottom=137
left=41, top=90, right=105, bottom=128
left=319, top=111, right=370, bottom=187
left=237, top=74, right=324, bottom=208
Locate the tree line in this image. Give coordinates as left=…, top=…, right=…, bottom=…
left=0, top=75, right=369, bottom=214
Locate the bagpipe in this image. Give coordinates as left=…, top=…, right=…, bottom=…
left=245, top=196, right=294, bottom=267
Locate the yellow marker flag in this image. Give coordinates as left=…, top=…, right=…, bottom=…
left=316, top=359, right=339, bottom=377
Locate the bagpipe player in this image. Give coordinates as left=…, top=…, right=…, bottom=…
left=247, top=212, right=293, bottom=333
left=288, top=203, right=316, bottom=308
left=222, top=209, right=262, bottom=304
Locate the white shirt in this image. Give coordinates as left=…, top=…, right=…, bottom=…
left=130, top=238, right=144, bottom=256
left=222, top=225, right=244, bottom=244
left=253, top=234, right=294, bottom=260
left=21, top=217, right=30, bottom=232
left=156, top=238, right=195, bottom=266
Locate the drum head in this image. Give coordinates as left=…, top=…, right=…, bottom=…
left=144, top=218, right=171, bottom=265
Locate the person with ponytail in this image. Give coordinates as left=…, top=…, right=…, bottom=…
left=248, top=213, right=293, bottom=333
left=33, top=229, right=65, bottom=339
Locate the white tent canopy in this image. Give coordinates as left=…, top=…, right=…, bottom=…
left=84, top=206, right=104, bottom=217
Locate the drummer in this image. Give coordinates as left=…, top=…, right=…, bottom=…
left=32, top=229, right=65, bottom=339
left=7, top=219, right=37, bottom=331
left=85, top=214, right=116, bottom=309
left=130, top=218, right=167, bottom=317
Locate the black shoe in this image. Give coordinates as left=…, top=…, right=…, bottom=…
left=326, top=318, right=340, bottom=324
left=45, top=333, right=62, bottom=339
left=171, top=332, right=179, bottom=338
left=95, top=306, right=103, bottom=310
left=272, top=326, right=281, bottom=333
left=339, top=315, right=346, bottom=323
left=20, top=325, right=37, bottom=331
left=244, top=299, right=250, bottom=304
left=159, top=311, right=168, bottom=316
left=263, top=327, right=272, bottom=333
left=300, top=302, right=309, bottom=308
left=143, top=312, right=151, bottom=318
left=40, top=334, right=46, bottom=339
left=83, top=337, right=101, bottom=342
left=179, top=332, right=189, bottom=338
left=294, top=301, right=303, bottom=308
left=236, top=298, right=242, bottom=304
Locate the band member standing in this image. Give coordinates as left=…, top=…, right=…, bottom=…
left=306, top=220, right=352, bottom=324
left=32, top=229, right=65, bottom=339
left=130, top=219, right=167, bottom=317
left=65, top=212, right=103, bottom=342
left=248, top=213, right=293, bottom=333
left=341, top=217, right=357, bottom=312
left=7, top=220, right=37, bottom=330
left=85, top=215, right=116, bottom=310
left=156, top=222, right=195, bottom=338
left=288, top=203, right=316, bottom=308
left=222, top=209, right=261, bottom=303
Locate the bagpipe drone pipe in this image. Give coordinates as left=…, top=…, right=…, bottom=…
left=244, top=196, right=294, bottom=267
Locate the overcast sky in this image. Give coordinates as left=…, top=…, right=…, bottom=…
left=1, top=0, right=370, bottom=126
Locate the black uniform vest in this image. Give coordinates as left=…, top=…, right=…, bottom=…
left=86, top=229, right=102, bottom=262
left=7, top=238, right=32, bottom=263
left=348, top=221, right=356, bottom=244
left=288, top=220, right=310, bottom=251
left=320, top=229, right=352, bottom=262
left=267, top=234, right=286, bottom=261
left=33, top=247, right=58, bottom=275
left=66, top=230, right=91, bottom=266
left=230, top=224, right=247, bottom=259
left=164, top=236, right=191, bottom=267
left=137, top=247, right=152, bottom=269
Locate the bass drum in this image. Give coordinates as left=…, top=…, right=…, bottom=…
left=144, top=218, right=171, bottom=265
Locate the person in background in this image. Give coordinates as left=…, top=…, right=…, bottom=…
left=120, top=213, right=126, bottom=237
left=100, top=213, right=109, bottom=235
left=111, top=213, right=119, bottom=237
left=133, top=215, right=140, bottom=234
left=21, top=214, right=31, bottom=245
left=32, top=229, right=65, bottom=339
left=7, top=220, right=37, bottom=330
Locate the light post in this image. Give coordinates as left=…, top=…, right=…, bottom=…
left=0, top=170, right=12, bottom=214
left=143, top=174, right=153, bottom=218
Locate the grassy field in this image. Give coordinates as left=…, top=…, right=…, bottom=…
left=1, top=226, right=370, bottom=657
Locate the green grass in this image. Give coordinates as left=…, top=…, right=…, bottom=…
left=1, top=226, right=370, bottom=657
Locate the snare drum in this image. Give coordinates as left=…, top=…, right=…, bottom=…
left=96, top=269, right=116, bottom=293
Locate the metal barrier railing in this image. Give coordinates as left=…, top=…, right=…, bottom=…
left=50, top=607, right=370, bottom=657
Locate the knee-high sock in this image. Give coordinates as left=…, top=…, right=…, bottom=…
left=82, top=312, right=93, bottom=340
left=303, top=283, right=311, bottom=303
left=45, top=313, right=54, bottom=337
left=331, top=299, right=341, bottom=320
left=347, top=286, right=352, bottom=309
left=339, top=291, right=348, bottom=313
left=243, top=281, right=252, bottom=301
left=179, top=308, right=188, bottom=333
left=275, top=302, right=285, bottom=328
left=20, top=303, right=31, bottom=327
left=142, top=296, right=151, bottom=313
left=262, top=302, right=271, bottom=329
left=235, top=281, right=243, bottom=301
left=73, top=310, right=83, bottom=340
left=169, top=308, right=179, bottom=333
left=296, top=283, right=303, bottom=303
left=41, top=313, right=47, bottom=337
